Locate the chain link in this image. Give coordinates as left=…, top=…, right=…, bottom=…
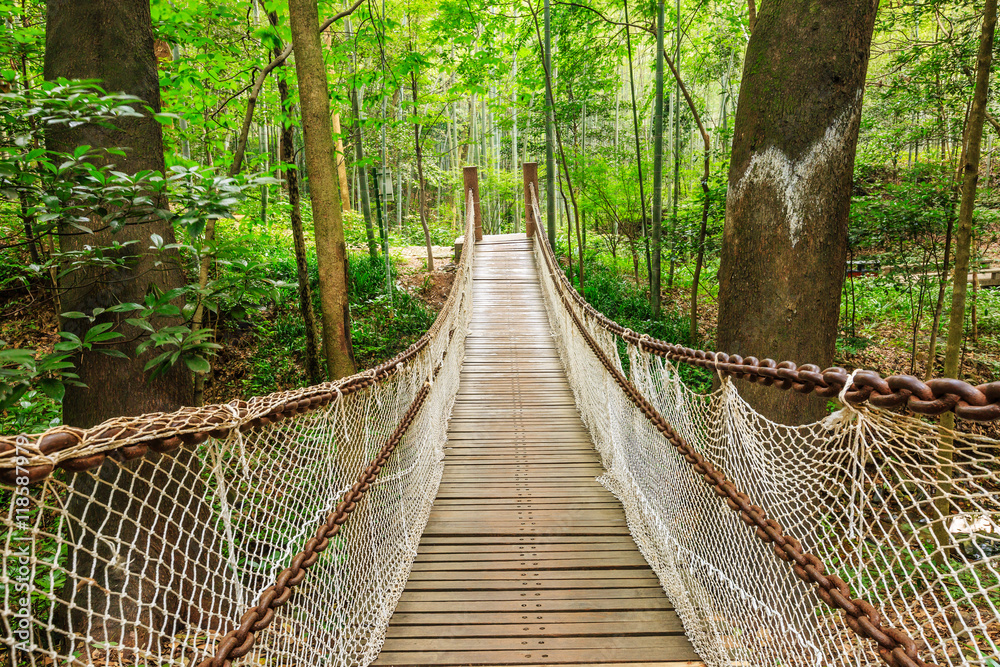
left=525, top=182, right=1000, bottom=423
left=0, top=209, right=476, bottom=484
left=195, top=369, right=437, bottom=667
left=533, top=217, right=941, bottom=667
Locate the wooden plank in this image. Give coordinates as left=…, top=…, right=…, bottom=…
left=393, top=597, right=675, bottom=613
left=411, top=558, right=649, bottom=570
left=380, top=636, right=693, bottom=652
left=385, top=610, right=680, bottom=626
left=374, top=645, right=699, bottom=665
left=407, top=568, right=657, bottom=581
left=374, top=234, right=698, bottom=666
left=398, top=589, right=668, bottom=603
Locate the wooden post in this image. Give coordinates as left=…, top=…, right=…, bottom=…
left=522, top=162, right=539, bottom=238
left=463, top=165, right=483, bottom=241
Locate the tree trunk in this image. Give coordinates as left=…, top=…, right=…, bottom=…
left=45, top=0, right=193, bottom=422
left=191, top=215, right=215, bottom=407
left=44, top=0, right=232, bottom=649
left=716, top=0, right=878, bottom=425
left=530, top=1, right=582, bottom=282
left=924, top=205, right=955, bottom=379
left=934, top=0, right=996, bottom=565
left=344, top=18, right=377, bottom=261
left=332, top=113, right=351, bottom=211
left=411, top=69, right=434, bottom=271
left=271, top=13, right=323, bottom=384
left=624, top=0, right=651, bottom=287
left=288, top=0, right=356, bottom=379
left=544, top=0, right=556, bottom=247
left=650, top=0, right=665, bottom=317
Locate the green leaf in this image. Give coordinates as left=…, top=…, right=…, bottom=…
left=184, top=355, right=212, bottom=374
left=38, top=378, right=65, bottom=402
left=125, top=317, right=155, bottom=333
left=143, top=350, right=173, bottom=373
left=106, top=302, right=145, bottom=313
left=0, top=349, right=35, bottom=365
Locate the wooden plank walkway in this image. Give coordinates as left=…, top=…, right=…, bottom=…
left=374, top=234, right=702, bottom=667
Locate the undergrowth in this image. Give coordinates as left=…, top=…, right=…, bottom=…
left=562, top=247, right=713, bottom=394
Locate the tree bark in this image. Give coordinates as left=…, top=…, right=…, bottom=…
left=544, top=0, right=556, bottom=247
left=227, top=0, right=365, bottom=177
left=45, top=0, right=193, bottom=423
left=270, top=12, right=323, bottom=384
left=716, top=0, right=878, bottom=425
left=624, top=0, right=651, bottom=288
left=320, top=29, right=352, bottom=214
left=344, top=18, right=377, bottom=261
left=288, top=0, right=356, bottom=379
left=530, top=1, right=582, bottom=287
left=924, top=205, right=955, bottom=379
left=332, top=115, right=351, bottom=212
left=44, top=0, right=233, bottom=649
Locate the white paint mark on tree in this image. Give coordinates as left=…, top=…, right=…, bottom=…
left=731, top=90, right=863, bottom=247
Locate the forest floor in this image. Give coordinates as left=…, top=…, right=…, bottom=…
left=0, top=246, right=458, bottom=432
left=394, top=244, right=457, bottom=310
left=203, top=245, right=457, bottom=404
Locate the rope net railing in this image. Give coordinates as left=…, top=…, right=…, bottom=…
left=0, top=194, right=477, bottom=667
left=528, top=187, right=999, bottom=667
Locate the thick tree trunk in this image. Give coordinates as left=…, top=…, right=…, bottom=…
left=45, top=0, right=193, bottom=423
left=716, top=0, right=878, bottom=425
left=270, top=15, right=324, bottom=385
left=44, top=0, right=232, bottom=649
left=288, top=0, right=356, bottom=379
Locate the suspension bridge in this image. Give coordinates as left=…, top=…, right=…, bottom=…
left=1, top=165, right=998, bottom=667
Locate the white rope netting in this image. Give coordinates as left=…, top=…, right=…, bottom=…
left=0, top=206, right=476, bottom=667
left=531, top=230, right=1000, bottom=667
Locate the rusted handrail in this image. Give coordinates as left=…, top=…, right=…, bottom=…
left=528, top=183, right=941, bottom=667
left=0, top=184, right=479, bottom=483
left=526, top=183, right=1000, bottom=422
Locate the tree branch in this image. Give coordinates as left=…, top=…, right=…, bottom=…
left=985, top=110, right=1000, bottom=138
left=228, top=0, right=366, bottom=177
left=552, top=1, right=651, bottom=34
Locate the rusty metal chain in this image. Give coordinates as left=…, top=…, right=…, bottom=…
left=0, top=337, right=429, bottom=485
left=550, top=266, right=939, bottom=667
left=528, top=191, right=1000, bottom=422
left=195, top=371, right=437, bottom=667
left=0, top=211, right=475, bottom=485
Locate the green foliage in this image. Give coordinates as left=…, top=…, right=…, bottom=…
left=849, top=171, right=953, bottom=252
left=349, top=255, right=435, bottom=368
left=578, top=252, right=712, bottom=393
left=0, top=82, right=279, bottom=428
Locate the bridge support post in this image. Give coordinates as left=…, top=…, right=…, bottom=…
left=522, top=162, right=539, bottom=238
left=463, top=166, right=483, bottom=241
